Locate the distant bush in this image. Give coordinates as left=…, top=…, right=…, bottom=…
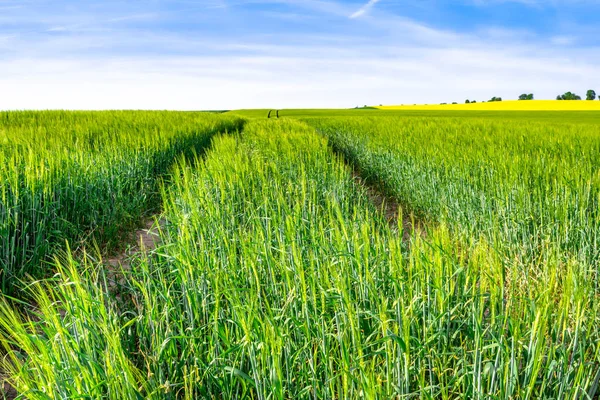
left=519, top=94, right=534, bottom=100
left=557, top=92, right=582, bottom=100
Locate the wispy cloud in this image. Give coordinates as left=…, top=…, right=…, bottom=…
left=2, top=42, right=598, bottom=110
left=0, top=0, right=599, bottom=109
left=349, top=0, right=381, bottom=19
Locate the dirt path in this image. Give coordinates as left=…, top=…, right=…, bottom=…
left=107, top=217, right=165, bottom=266
left=351, top=170, right=424, bottom=244
left=1, top=380, right=16, bottom=400
left=104, top=217, right=166, bottom=291
left=1, top=217, right=166, bottom=400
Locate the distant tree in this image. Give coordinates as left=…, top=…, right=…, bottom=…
left=557, top=92, right=582, bottom=100
left=519, top=93, right=534, bottom=100
left=452, top=102, right=458, bottom=104
left=488, top=97, right=502, bottom=102
left=440, top=103, right=447, bottom=105
left=471, top=100, right=477, bottom=103
left=465, top=100, right=470, bottom=104
left=586, top=90, right=596, bottom=101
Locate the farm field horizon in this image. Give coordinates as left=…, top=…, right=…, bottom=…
left=229, top=108, right=600, bottom=125
left=3, top=0, right=600, bottom=397
left=0, top=108, right=599, bottom=398
left=377, top=99, right=600, bottom=111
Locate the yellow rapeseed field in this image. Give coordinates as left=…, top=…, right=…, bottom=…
left=377, top=99, right=600, bottom=111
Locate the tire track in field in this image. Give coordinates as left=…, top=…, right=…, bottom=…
left=349, top=168, right=424, bottom=244
left=0, top=120, right=247, bottom=399
left=103, top=216, right=166, bottom=295
left=0, top=217, right=167, bottom=400
left=317, top=130, right=426, bottom=243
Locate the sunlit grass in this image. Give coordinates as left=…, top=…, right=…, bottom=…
left=1, top=119, right=598, bottom=398
left=307, top=115, right=600, bottom=268
left=0, top=111, right=244, bottom=292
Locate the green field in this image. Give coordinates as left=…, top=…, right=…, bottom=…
left=0, top=110, right=599, bottom=398
left=230, top=108, right=600, bottom=124
left=0, top=111, right=244, bottom=293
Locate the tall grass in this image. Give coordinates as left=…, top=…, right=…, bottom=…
left=0, top=111, right=244, bottom=292
left=1, top=119, right=598, bottom=398
left=307, top=116, right=600, bottom=272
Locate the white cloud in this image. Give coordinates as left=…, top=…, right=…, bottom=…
left=350, top=0, right=380, bottom=19
left=0, top=0, right=599, bottom=110
left=1, top=42, right=599, bottom=110
left=350, top=0, right=381, bottom=18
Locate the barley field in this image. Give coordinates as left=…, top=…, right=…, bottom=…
left=0, top=110, right=599, bottom=399
left=0, top=111, right=243, bottom=293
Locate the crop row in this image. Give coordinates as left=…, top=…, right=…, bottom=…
left=1, top=119, right=598, bottom=398
left=0, top=111, right=244, bottom=292
left=307, top=116, right=600, bottom=273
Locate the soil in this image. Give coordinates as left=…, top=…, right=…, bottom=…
left=351, top=171, right=424, bottom=244
left=0, top=217, right=166, bottom=400
left=1, top=380, right=17, bottom=400
left=104, top=217, right=166, bottom=294
left=106, top=218, right=165, bottom=268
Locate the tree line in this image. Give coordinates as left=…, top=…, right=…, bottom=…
left=460, top=90, right=597, bottom=104
left=556, top=90, right=597, bottom=100
left=373, top=90, right=598, bottom=107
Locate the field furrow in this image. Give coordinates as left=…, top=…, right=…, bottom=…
left=1, top=119, right=598, bottom=399
left=307, top=116, right=600, bottom=269
left=0, top=111, right=244, bottom=292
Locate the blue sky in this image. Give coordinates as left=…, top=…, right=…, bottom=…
left=1, top=0, right=599, bottom=109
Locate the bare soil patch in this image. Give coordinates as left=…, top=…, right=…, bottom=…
left=0, top=217, right=166, bottom=400
left=104, top=217, right=166, bottom=292
left=351, top=170, right=424, bottom=244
